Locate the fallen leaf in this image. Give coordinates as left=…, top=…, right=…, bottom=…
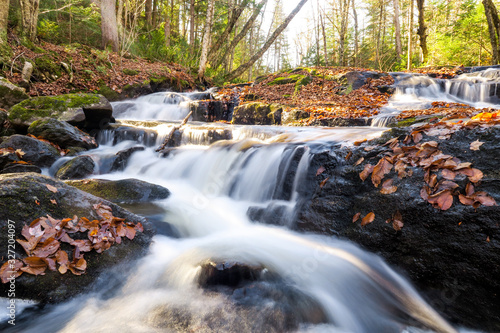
left=15, top=149, right=25, bottom=158
left=354, top=139, right=367, bottom=146
left=316, top=166, right=325, bottom=176
left=468, top=168, right=483, bottom=183
left=371, top=158, right=393, bottom=187
left=0, top=260, right=24, bottom=283
left=50, top=199, right=57, bottom=205
left=320, top=177, right=329, bottom=188
left=486, top=236, right=490, bottom=243
left=392, top=211, right=404, bottom=231
left=470, top=140, right=484, bottom=151
left=427, top=190, right=454, bottom=210
left=352, top=212, right=361, bottom=223
left=359, top=164, right=374, bottom=181
left=380, top=179, right=397, bottom=194
left=361, top=212, right=375, bottom=226
left=46, top=184, right=58, bottom=193
left=345, top=151, right=352, bottom=161
left=441, top=169, right=456, bottom=181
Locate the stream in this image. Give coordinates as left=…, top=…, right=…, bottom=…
left=4, top=68, right=500, bottom=333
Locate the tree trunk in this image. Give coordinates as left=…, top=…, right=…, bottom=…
left=0, top=0, right=9, bottom=44
left=352, top=0, right=358, bottom=67
left=225, top=0, right=308, bottom=81
left=198, top=0, right=215, bottom=80
left=19, top=0, right=39, bottom=41
left=208, top=0, right=249, bottom=63
left=152, top=0, right=158, bottom=26
left=482, top=0, right=500, bottom=64
left=416, top=0, right=428, bottom=63
left=145, top=0, right=152, bottom=27
left=393, top=0, right=402, bottom=62
left=214, top=0, right=268, bottom=70
left=339, top=0, right=349, bottom=66
left=320, top=9, right=328, bottom=66
left=407, top=0, right=414, bottom=70
left=189, top=0, right=195, bottom=47
left=100, top=0, right=119, bottom=51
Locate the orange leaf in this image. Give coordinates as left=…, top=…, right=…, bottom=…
left=427, top=190, right=454, bottom=210
left=380, top=179, right=397, bottom=194
left=372, top=158, right=393, bottom=187
left=352, top=212, right=361, bottom=223
left=361, top=212, right=375, bottom=226
left=46, top=184, right=58, bottom=193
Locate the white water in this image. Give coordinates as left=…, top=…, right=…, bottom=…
left=3, top=92, right=469, bottom=333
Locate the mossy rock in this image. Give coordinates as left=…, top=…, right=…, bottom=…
left=282, top=109, right=309, bottom=125
left=98, top=85, right=121, bottom=102
left=0, top=77, right=29, bottom=109
left=232, top=102, right=274, bottom=125
left=294, top=75, right=313, bottom=95
left=0, top=173, right=153, bottom=304
left=122, top=68, right=139, bottom=76
left=55, top=155, right=95, bottom=180
left=28, top=118, right=98, bottom=150
left=268, top=74, right=306, bottom=86
left=65, top=178, right=170, bottom=204
left=34, top=55, right=62, bottom=80
left=8, top=93, right=112, bottom=130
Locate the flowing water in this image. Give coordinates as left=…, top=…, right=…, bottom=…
left=2, top=87, right=479, bottom=332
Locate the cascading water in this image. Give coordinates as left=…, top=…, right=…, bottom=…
left=2, top=91, right=469, bottom=333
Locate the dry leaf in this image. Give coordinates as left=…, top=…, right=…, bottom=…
left=361, top=212, right=375, bottom=226
left=46, top=184, right=58, bottom=193
left=470, top=140, right=484, bottom=151
left=380, top=179, right=397, bottom=194
left=352, top=212, right=361, bottom=223
left=359, top=164, right=374, bottom=181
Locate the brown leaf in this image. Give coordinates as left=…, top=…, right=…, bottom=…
left=468, top=168, right=483, bottom=183
left=32, top=237, right=60, bottom=257
left=428, top=173, right=438, bottom=188
left=21, top=257, right=47, bottom=276
left=371, top=158, right=393, bottom=187
left=411, top=131, right=423, bottom=143
left=441, top=169, right=456, bottom=181
left=352, top=212, right=361, bottom=223
left=420, top=186, right=430, bottom=201
left=15, top=149, right=25, bottom=158
left=470, top=140, right=484, bottom=151
left=319, top=177, right=329, bottom=188
left=56, top=250, right=69, bottom=266
left=134, top=222, right=144, bottom=232
left=71, top=239, right=93, bottom=252
left=427, top=190, right=454, bottom=210
left=50, top=199, right=57, bottom=205
left=0, top=260, right=24, bottom=283
left=392, top=211, right=404, bottom=231
left=454, top=162, right=472, bottom=170
left=359, top=164, right=374, bottom=181
left=316, top=166, right=326, bottom=176
left=465, top=183, right=475, bottom=197
left=46, top=184, right=58, bottom=193
left=380, top=179, right=397, bottom=194
left=354, top=157, right=364, bottom=166
left=345, top=151, right=352, bottom=161
left=361, top=212, right=375, bottom=226
left=354, top=139, right=367, bottom=146
left=125, top=226, right=136, bottom=240
left=473, top=192, right=497, bottom=207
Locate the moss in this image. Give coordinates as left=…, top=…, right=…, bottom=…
left=9, top=94, right=102, bottom=122
left=34, top=55, right=62, bottom=78
left=122, top=68, right=139, bottom=76
left=268, top=74, right=306, bottom=86
left=294, top=75, right=313, bottom=95
left=98, top=85, right=121, bottom=102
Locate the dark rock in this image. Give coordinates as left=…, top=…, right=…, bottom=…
left=104, top=125, right=158, bottom=146
left=0, top=110, right=15, bottom=136
left=247, top=203, right=289, bottom=226
left=1, top=164, right=42, bottom=174
left=55, top=155, right=95, bottom=180
left=198, top=261, right=263, bottom=288
left=342, top=71, right=389, bottom=90
left=189, top=100, right=233, bottom=122
left=0, top=77, right=29, bottom=109
left=232, top=102, right=283, bottom=125
left=65, top=178, right=170, bottom=203
left=28, top=118, right=98, bottom=150
left=294, top=126, right=500, bottom=331
left=0, top=173, right=154, bottom=303
left=110, top=146, right=146, bottom=171
left=0, top=134, right=60, bottom=168
left=307, top=117, right=370, bottom=127
left=8, top=93, right=112, bottom=131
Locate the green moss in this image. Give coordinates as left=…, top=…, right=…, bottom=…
left=122, top=68, right=139, bottom=76
left=98, top=85, right=121, bottom=102
left=9, top=94, right=102, bottom=122
left=389, top=117, right=418, bottom=128
left=294, top=75, right=313, bottom=95
left=34, top=55, right=62, bottom=78
left=268, top=74, right=306, bottom=86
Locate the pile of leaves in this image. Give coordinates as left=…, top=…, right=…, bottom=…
left=352, top=112, right=498, bottom=229
left=409, top=65, right=465, bottom=79
left=396, top=101, right=492, bottom=121
left=0, top=203, right=143, bottom=283
left=222, top=67, right=394, bottom=123
left=5, top=37, right=195, bottom=97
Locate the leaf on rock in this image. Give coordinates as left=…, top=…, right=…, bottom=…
left=352, top=212, right=361, bottom=223
left=392, top=211, right=404, bottom=231
left=0, top=260, right=24, bottom=283
left=354, top=157, right=364, bottom=166
left=316, top=166, right=326, bottom=176
left=320, top=177, right=329, bottom=188
left=380, top=179, right=397, bottom=194
left=468, top=168, right=483, bottom=183
left=15, top=149, right=25, bottom=158
left=371, top=158, right=393, bottom=187
left=427, top=190, right=454, bottom=210
left=441, top=169, right=456, bottom=181
left=470, top=140, right=484, bottom=151
left=32, top=237, right=60, bottom=257
left=361, top=212, right=375, bottom=226
left=125, top=226, right=136, bottom=240
left=46, top=184, right=58, bottom=193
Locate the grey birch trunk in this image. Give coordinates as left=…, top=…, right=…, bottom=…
left=407, top=0, right=414, bottom=70
left=393, top=0, right=402, bottom=61
left=320, top=10, right=328, bottom=66
left=352, top=0, right=358, bottom=67
left=19, top=0, right=39, bottom=41
left=198, top=0, right=215, bottom=80
left=100, top=0, right=119, bottom=52
left=225, top=0, right=308, bottom=81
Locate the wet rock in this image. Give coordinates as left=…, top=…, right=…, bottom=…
left=28, top=118, right=98, bottom=150
left=0, top=110, right=15, bottom=136
left=294, top=126, right=500, bottom=331
left=110, top=146, right=145, bottom=171
left=341, top=71, right=389, bottom=90
left=307, top=117, right=370, bottom=127
left=55, top=155, right=95, bottom=180
left=0, top=77, right=29, bottom=109
left=198, top=261, right=263, bottom=288
left=0, top=164, right=41, bottom=174
left=247, top=203, right=289, bottom=226
left=189, top=100, right=233, bottom=122
left=0, top=173, right=153, bottom=304
left=65, top=178, right=170, bottom=204
left=106, top=125, right=158, bottom=146
left=0, top=134, right=60, bottom=168
left=8, top=93, right=112, bottom=131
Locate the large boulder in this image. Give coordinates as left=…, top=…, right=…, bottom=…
left=281, top=109, right=309, bottom=125
left=8, top=93, right=112, bottom=131
left=0, top=134, right=60, bottom=168
left=0, top=173, right=153, bottom=303
left=232, top=102, right=281, bottom=125
left=291, top=125, right=500, bottom=331
left=0, top=77, right=29, bottom=109
left=55, top=155, right=95, bottom=180
left=28, top=118, right=98, bottom=150
left=65, top=178, right=170, bottom=204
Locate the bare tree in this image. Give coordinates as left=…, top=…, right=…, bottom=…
left=19, top=0, right=40, bottom=41
left=225, top=0, right=309, bottom=81
left=407, top=0, right=414, bottom=70
left=0, top=0, right=9, bottom=44
left=198, top=0, right=215, bottom=80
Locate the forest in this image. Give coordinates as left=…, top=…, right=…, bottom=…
left=1, top=0, right=500, bottom=84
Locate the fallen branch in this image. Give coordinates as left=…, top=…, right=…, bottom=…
left=155, top=111, right=193, bottom=152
